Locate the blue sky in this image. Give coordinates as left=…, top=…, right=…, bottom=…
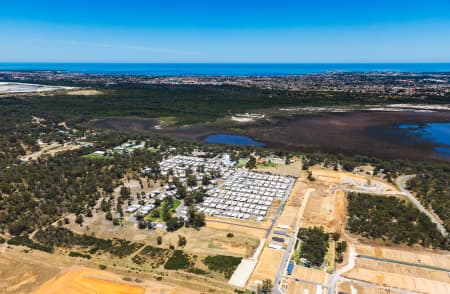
left=1, top=1, right=450, bottom=62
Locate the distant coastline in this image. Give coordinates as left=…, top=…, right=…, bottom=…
left=1, top=62, right=450, bottom=76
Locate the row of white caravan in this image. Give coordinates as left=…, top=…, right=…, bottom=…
left=200, top=170, right=295, bottom=221
left=159, top=155, right=232, bottom=175
left=124, top=202, right=156, bottom=215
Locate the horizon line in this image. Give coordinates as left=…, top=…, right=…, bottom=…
left=1, top=61, right=450, bottom=65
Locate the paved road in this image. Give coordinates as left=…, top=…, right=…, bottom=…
left=266, top=178, right=296, bottom=238
left=282, top=275, right=328, bottom=288
left=338, top=277, right=419, bottom=294
left=357, top=254, right=450, bottom=273
left=328, top=240, right=356, bottom=294
left=396, top=175, right=447, bottom=236
left=273, top=188, right=314, bottom=294
left=206, top=219, right=268, bottom=231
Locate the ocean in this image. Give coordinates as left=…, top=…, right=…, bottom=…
left=1, top=63, right=450, bottom=76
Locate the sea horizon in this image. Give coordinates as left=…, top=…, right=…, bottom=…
left=1, top=62, right=450, bottom=76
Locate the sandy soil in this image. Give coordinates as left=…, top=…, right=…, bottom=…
left=0, top=249, right=60, bottom=294
left=283, top=279, right=328, bottom=294
left=311, top=167, right=399, bottom=193
left=354, top=243, right=450, bottom=269
left=255, top=160, right=303, bottom=177
left=33, top=266, right=202, bottom=294
left=66, top=89, right=104, bottom=96
left=1, top=244, right=236, bottom=294
left=299, top=170, right=348, bottom=234
left=337, top=281, right=404, bottom=294
left=158, top=226, right=259, bottom=258
left=205, top=220, right=267, bottom=239
left=344, top=267, right=450, bottom=293
left=34, top=268, right=147, bottom=294
left=21, top=142, right=80, bottom=162
left=249, top=247, right=284, bottom=284
left=353, top=257, right=450, bottom=284
left=292, top=265, right=330, bottom=285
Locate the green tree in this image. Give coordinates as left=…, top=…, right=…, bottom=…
left=257, top=279, right=273, bottom=293
left=246, top=156, right=256, bottom=169
left=177, top=235, right=187, bottom=247
left=75, top=214, right=84, bottom=226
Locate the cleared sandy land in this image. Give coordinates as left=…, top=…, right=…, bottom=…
left=292, top=266, right=330, bottom=286
left=354, top=243, right=450, bottom=269
left=256, top=160, right=303, bottom=177
left=0, top=245, right=212, bottom=294
left=310, top=167, right=399, bottom=194
left=353, top=258, right=450, bottom=285
left=337, top=281, right=404, bottom=294
left=249, top=247, right=284, bottom=283
left=205, top=219, right=267, bottom=239
left=34, top=267, right=199, bottom=294
left=34, top=268, right=147, bottom=294
left=0, top=250, right=60, bottom=294
left=162, top=225, right=260, bottom=258
left=21, top=142, right=81, bottom=162
left=299, top=174, right=347, bottom=234
left=344, top=267, right=450, bottom=293
left=66, top=89, right=104, bottom=96
left=282, top=279, right=328, bottom=294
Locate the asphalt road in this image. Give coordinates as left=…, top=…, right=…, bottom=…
left=357, top=254, right=450, bottom=273
left=273, top=188, right=314, bottom=294
left=396, top=175, right=447, bottom=236
left=205, top=219, right=268, bottom=231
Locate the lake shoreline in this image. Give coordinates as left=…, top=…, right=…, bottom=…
left=91, top=110, right=450, bottom=162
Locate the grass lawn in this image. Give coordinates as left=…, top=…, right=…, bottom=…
left=159, top=116, right=177, bottom=125
left=81, top=153, right=113, bottom=160
left=236, top=158, right=249, bottom=168
left=147, top=147, right=159, bottom=153
left=145, top=199, right=181, bottom=222
left=325, top=241, right=335, bottom=272
left=256, top=161, right=276, bottom=169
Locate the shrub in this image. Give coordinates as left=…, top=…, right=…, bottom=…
left=164, top=250, right=191, bottom=270
left=8, top=236, right=53, bottom=253
left=203, top=255, right=242, bottom=279
left=297, top=227, right=329, bottom=267
left=187, top=268, right=208, bottom=275
left=69, top=251, right=92, bottom=259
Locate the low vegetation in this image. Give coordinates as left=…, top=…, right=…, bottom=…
left=68, top=251, right=92, bottom=259
left=7, top=235, right=53, bottom=253
left=346, top=193, right=449, bottom=249
left=33, top=227, right=144, bottom=257
left=297, top=227, right=329, bottom=267
left=203, top=255, right=242, bottom=279
left=132, top=245, right=171, bottom=268
left=164, top=250, right=192, bottom=270
left=407, top=169, right=450, bottom=232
